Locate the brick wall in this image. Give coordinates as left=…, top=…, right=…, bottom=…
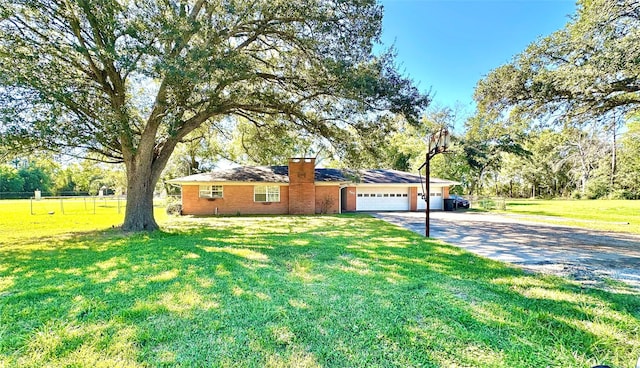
left=181, top=185, right=289, bottom=215
left=343, top=186, right=356, bottom=212
left=442, top=186, right=450, bottom=199
left=315, top=186, right=340, bottom=214
left=288, top=158, right=316, bottom=215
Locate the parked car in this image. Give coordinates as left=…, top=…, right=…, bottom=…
left=449, top=194, right=470, bottom=209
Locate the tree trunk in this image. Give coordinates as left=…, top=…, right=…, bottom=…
left=122, top=157, right=161, bottom=231
left=469, top=180, right=477, bottom=196
left=611, top=116, right=617, bottom=191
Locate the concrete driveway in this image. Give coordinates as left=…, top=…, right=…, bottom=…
left=373, top=211, right=640, bottom=291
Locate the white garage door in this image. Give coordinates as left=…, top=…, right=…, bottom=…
left=417, top=187, right=443, bottom=210
left=356, top=187, right=410, bottom=211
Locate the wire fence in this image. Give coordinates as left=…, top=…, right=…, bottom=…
left=25, top=195, right=180, bottom=215
left=28, top=196, right=126, bottom=215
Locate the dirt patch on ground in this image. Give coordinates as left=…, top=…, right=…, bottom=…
left=519, top=261, right=639, bottom=292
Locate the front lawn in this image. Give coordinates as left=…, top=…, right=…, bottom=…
left=1, top=213, right=638, bottom=367
left=0, top=199, right=168, bottom=242
left=499, top=199, right=640, bottom=234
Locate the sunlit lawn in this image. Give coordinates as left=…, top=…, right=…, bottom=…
left=0, top=199, right=168, bottom=242
left=1, top=200, right=639, bottom=367
left=500, top=199, right=640, bottom=234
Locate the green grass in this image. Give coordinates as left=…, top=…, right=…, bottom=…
left=498, top=199, right=640, bottom=234
left=0, top=199, right=168, bottom=242
left=1, top=202, right=639, bottom=367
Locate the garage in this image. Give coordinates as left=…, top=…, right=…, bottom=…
left=356, top=187, right=410, bottom=211
left=417, top=187, right=444, bottom=210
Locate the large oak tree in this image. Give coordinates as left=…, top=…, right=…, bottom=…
left=0, top=0, right=428, bottom=231
left=475, top=0, right=640, bottom=123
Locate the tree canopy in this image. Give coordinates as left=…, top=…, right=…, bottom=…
left=0, top=0, right=429, bottom=230
left=475, top=0, right=640, bottom=123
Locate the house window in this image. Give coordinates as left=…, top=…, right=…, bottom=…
left=254, top=185, right=280, bottom=202
left=199, top=185, right=223, bottom=198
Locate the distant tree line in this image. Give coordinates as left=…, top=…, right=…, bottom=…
left=311, top=107, right=639, bottom=200
left=3, top=109, right=638, bottom=201
left=0, top=157, right=125, bottom=198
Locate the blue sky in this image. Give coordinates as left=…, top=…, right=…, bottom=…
left=379, top=0, right=577, bottom=113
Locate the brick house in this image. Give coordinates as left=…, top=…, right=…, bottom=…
left=168, top=158, right=458, bottom=215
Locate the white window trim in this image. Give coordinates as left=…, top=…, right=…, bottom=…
left=254, top=185, right=280, bottom=202
left=199, top=185, right=223, bottom=198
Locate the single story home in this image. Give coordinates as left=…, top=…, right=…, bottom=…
left=167, top=158, right=459, bottom=215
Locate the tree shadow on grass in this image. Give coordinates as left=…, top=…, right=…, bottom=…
left=0, top=215, right=638, bottom=367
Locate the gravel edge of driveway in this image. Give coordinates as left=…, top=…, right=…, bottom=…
left=372, top=211, right=640, bottom=293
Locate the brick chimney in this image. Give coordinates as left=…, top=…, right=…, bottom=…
left=288, top=158, right=316, bottom=215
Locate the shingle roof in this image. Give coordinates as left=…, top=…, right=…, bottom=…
left=167, top=166, right=290, bottom=183
left=168, top=166, right=459, bottom=186
left=358, top=169, right=422, bottom=184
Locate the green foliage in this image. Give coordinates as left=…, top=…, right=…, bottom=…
left=475, top=0, right=640, bottom=122
left=162, top=125, right=224, bottom=178
left=0, top=161, right=53, bottom=194
left=495, top=127, right=601, bottom=198
left=609, top=189, right=638, bottom=200
left=0, top=165, right=24, bottom=192
left=0, top=0, right=429, bottom=231
left=618, top=119, right=640, bottom=194
left=332, top=106, right=469, bottom=189
left=227, top=120, right=322, bottom=166
left=53, top=167, right=77, bottom=194
left=165, top=202, right=182, bottom=216
left=460, top=111, right=529, bottom=195
left=478, top=198, right=496, bottom=210
left=0, top=212, right=638, bottom=367
left=585, top=175, right=610, bottom=199
left=50, top=161, right=126, bottom=195
left=18, top=164, right=52, bottom=193
left=468, top=0, right=640, bottom=199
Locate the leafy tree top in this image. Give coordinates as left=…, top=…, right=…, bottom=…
left=475, top=0, right=640, bottom=124
left=0, top=0, right=428, bottom=163
left=0, top=0, right=429, bottom=230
